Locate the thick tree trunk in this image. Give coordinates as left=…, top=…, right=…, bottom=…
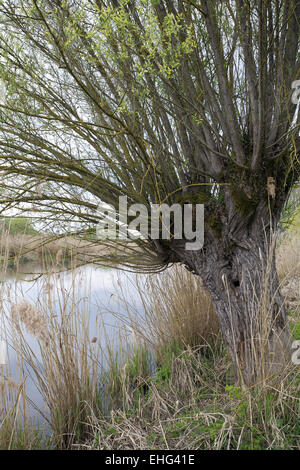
left=199, top=244, right=291, bottom=386
left=169, top=199, right=292, bottom=386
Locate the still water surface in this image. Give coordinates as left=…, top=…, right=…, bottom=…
left=0, top=262, right=147, bottom=425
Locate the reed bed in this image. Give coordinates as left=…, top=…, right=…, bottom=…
left=0, top=263, right=106, bottom=449
left=82, top=347, right=299, bottom=450
left=0, top=231, right=299, bottom=450
left=0, top=232, right=112, bottom=268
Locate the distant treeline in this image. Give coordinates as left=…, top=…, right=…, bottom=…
left=0, top=217, right=38, bottom=236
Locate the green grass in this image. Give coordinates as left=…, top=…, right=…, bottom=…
left=79, top=341, right=299, bottom=450
left=291, top=210, right=300, bottom=231
left=289, top=307, right=300, bottom=341
left=291, top=321, right=300, bottom=341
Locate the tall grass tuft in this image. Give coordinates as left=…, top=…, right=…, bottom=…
left=277, top=233, right=300, bottom=283
left=2, top=267, right=105, bottom=449
left=83, top=346, right=299, bottom=450
left=114, top=265, right=220, bottom=361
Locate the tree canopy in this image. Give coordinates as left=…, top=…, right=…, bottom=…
left=0, top=0, right=299, bottom=384
left=0, top=0, right=299, bottom=271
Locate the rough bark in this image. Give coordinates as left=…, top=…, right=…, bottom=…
left=168, top=196, right=292, bottom=386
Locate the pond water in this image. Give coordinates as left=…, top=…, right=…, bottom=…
left=0, top=262, right=148, bottom=426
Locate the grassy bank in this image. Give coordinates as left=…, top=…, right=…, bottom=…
left=0, top=233, right=299, bottom=450
left=83, top=345, right=299, bottom=450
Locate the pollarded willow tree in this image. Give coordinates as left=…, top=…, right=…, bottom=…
left=0, top=0, right=299, bottom=384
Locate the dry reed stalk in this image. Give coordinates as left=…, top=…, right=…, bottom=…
left=276, top=233, right=300, bottom=282
left=112, top=265, right=220, bottom=359
left=227, top=233, right=296, bottom=387
left=11, top=301, right=49, bottom=344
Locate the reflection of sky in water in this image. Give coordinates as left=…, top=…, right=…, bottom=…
left=0, top=264, right=147, bottom=426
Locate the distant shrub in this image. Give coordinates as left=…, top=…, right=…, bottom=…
left=1, top=217, right=38, bottom=235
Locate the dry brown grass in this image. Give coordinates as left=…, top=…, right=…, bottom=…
left=228, top=234, right=295, bottom=386
left=0, top=233, right=71, bottom=263
left=141, top=266, right=220, bottom=357
left=0, top=233, right=112, bottom=267
left=144, top=265, right=220, bottom=349
left=276, top=233, right=300, bottom=313
left=11, top=301, right=49, bottom=344
left=80, top=346, right=299, bottom=450
left=113, top=265, right=220, bottom=361
left=277, top=234, right=300, bottom=282
left=0, top=257, right=222, bottom=449
left=0, top=230, right=299, bottom=450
